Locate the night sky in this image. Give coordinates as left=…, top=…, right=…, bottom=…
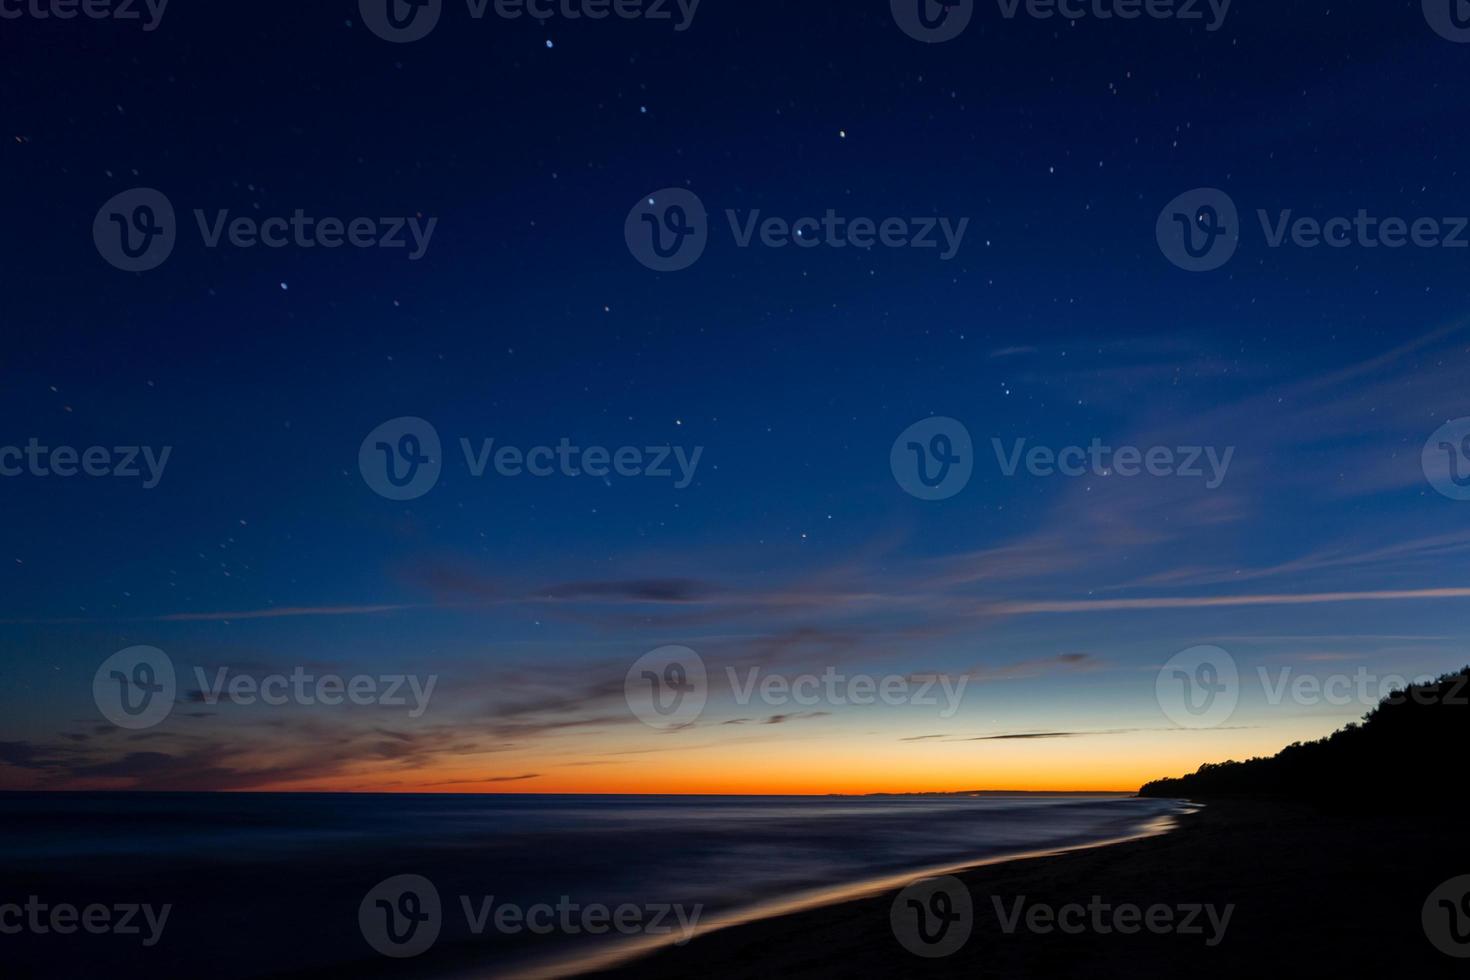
left=4, top=1, right=1470, bottom=793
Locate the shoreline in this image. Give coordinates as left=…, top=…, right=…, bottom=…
left=582, top=800, right=1463, bottom=979
left=4, top=794, right=1459, bottom=978
left=490, top=802, right=1190, bottom=980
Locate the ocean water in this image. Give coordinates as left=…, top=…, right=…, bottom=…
left=0, top=792, right=1185, bottom=978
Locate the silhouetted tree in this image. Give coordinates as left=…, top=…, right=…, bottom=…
left=1139, top=666, right=1468, bottom=811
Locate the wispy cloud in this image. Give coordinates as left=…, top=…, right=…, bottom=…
left=990, top=586, right=1470, bottom=615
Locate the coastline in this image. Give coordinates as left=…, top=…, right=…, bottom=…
left=582, top=800, right=1464, bottom=979
left=0, top=792, right=1179, bottom=980
left=4, top=793, right=1460, bottom=978
left=502, top=802, right=1187, bottom=979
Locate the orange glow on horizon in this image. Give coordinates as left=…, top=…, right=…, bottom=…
left=225, top=721, right=1320, bottom=795
left=0, top=703, right=1350, bottom=796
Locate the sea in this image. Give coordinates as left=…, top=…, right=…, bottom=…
left=0, top=792, right=1187, bottom=978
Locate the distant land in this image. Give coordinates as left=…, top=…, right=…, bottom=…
left=836, top=790, right=1133, bottom=797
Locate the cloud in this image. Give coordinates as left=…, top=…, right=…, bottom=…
left=990, top=586, right=1470, bottom=616
left=762, top=711, right=831, bottom=725
left=0, top=715, right=542, bottom=792
left=158, top=605, right=420, bottom=622
left=422, top=774, right=541, bottom=786
left=536, top=579, right=720, bottom=603
left=965, top=652, right=1100, bottom=680
left=0, top=740, right=66, bottom=769
left=903, top=727, right=1249, bottom=742
left=965, top=732, right=1092, bottom=740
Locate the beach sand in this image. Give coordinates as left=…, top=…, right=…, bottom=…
left=587, top=800, right=1463, bottom=979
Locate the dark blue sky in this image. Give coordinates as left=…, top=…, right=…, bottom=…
left=4, top=1, right=1470, bottom=792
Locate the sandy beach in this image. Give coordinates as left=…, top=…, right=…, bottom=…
left=588, top=800, right=1463, bottom=979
